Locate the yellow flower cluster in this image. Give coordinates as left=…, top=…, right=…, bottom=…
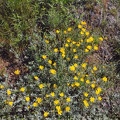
left=0, top=20, right=109, bottom=118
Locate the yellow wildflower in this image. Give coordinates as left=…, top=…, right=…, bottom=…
left=94, top=45, right=99, bottom=50
left=102, top=76, right=108, bottom=82
left=56, top=30, right=60, bottom=34
left=81, top=63, right=87, bottom=68
left=93, top=66, right=97, bottom=71
left=49, top=69, right=56, bottom=74
left=81, top=39, right=83, bottom=42
left=50, top=92, right=55, bottom=97
left=53, top=62, right=56, bottom=66
left=36, top=97, right=42, bottom=104
left=91, top=70, right=94, bottom=73
left=67, top=83, right=70, bottom=86
left=46, top=94, right=50, bottom=98
left=8, top=101, right=13, bottom=106
left=72, top=41, right=75, bottom=45
left=73, top=49, right=77, bottom=52
left=66, top=97, right=71, bottom=102
left=53, top=62, right=56, bottom=67
left=20, top=87, right=25, bottom=92
left=83, top=92, right=88, bottom=97
left=82, top=28, right=86, bottom=32
left=86, top=39, right=90, bottom=43
left=0, top=84, right=4, bottom=89
left=75, top=82, right=80, bottom=87
left=86, top=80, right=90, bottom=84
left=67, top=57, right=70, bottom=61
left=39, top=84, right=44, bottom=89
left=67, top=27, right=72, bottom=32
left=14, top=69, right=20, bottom=75
left=98, top=96, right=102, bottom=101
left=60, top=47, right=65, bottom=53
left=39, top=65, right=44, bottom=70
left=73, top=63, right=78, bottom=68
left=95, top=91, right=100, bottom=95
left=86, top=74, right=88, bottom=77
left=81, top=21, right=87, bottom=25
left=78, top=24, right=82, bottom=28
left=62, top=53, right=65, bottom=58
left=64, top=30, right=67, bottom=34
left=44, top=36, right=47, bottom=38
left=80, top=31, right=84, bottom=35
left=56, top=106, right=61, bottom=111
left=95, top=87, right=102, bottom=95
left=97, top=87, right=102, bottom=91
left=80, top=78, right=84, bottom=82
left=53, top=84, right=57, bottom=89
left=99, top=37, right=103, bottom=41
left=71, top=83, right=75, bottom=87
left=87, top=37, right=94, bottom=43
left=74, top=76, right=78, bottom=80
left=87, top=45, right=92, bottom=50
left=90, top=97, right=95, bottom=102
left=65, top=106, right=70, bottom=112
left=34, top=76, right=39, bottom=80
left=67, top=38, right=71, bottom=42
left=32, top=102, right=38, bottom=107
left=85, top=31, right=90, bottom=36
left=59, top=92, right=64, bottom=97
left=57, top=110, right=62, bottom=115
left=91, top=83, right=96, bottom=88
left=83, top=100, right=89, bottom=107
left=25, top=96, right=30, bottom=102
left=85, top=49, right=89, bottom=52
left=44, top=112, right=49, bottom=117
left=27, top=105, right=30, bottom=109
left=54, top=48, right=59, bottom=52
left=42, top=55, right=47, bottom=59
left=65, top=43, right=69, bottom=47
left=45, top=40, right=49, bottom=44
left=89, top=36, right=94, bottom=41
left=7, top=89, right=11, bottom=96
left=56, top=106, right=62, bottom=115
left=54, top=100, right=60, bottom=105
left=76, top=42, right=81, bottom=47
left=69, top=65, right=75, bottom=71
left=48, top=60, right=52, bottom=64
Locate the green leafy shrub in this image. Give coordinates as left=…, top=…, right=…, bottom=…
left=0, top=0, right=119, bottom=119
left=0, top=20, right=114, bottom=119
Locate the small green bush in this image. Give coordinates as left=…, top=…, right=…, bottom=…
left=0, top=20, right=114, bottom=119
left=0, top=0, right=118, bottom=119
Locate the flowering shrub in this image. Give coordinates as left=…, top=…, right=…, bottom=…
left=0, top=20, right=113, bottom=119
